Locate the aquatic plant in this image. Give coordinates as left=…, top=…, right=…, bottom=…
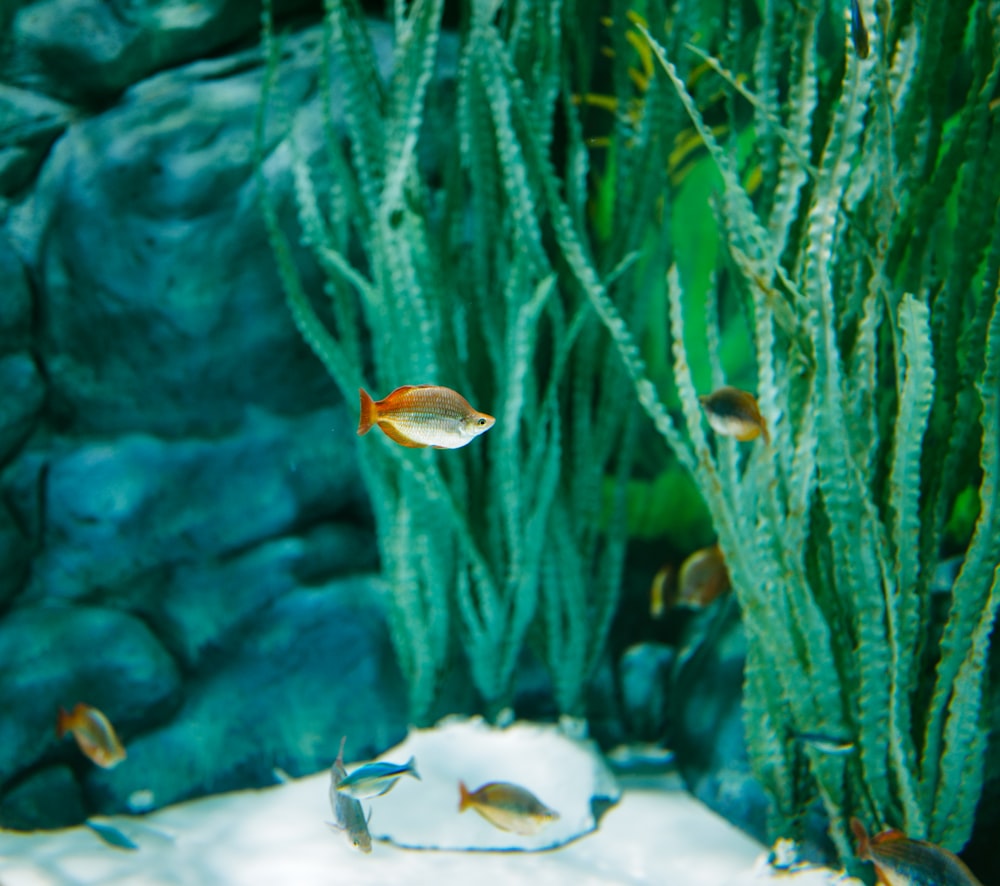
left=254, top=0, right=671, bottom=722
left=584, top=0, right=1000, bottom=862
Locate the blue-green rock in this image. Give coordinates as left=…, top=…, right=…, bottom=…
left=85, top=576, right=407, bottom=814
left=0, top=605, right=181, bottom=788
left=0, top=765, right=87, bottom=831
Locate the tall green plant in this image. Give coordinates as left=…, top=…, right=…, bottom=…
left=255, top=0, right=668, bottom=721
left=583, top=0, right=1000, bottom=861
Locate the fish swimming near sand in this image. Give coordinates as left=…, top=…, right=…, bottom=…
left=458, top=780, right=559, bottom=836
left=699, top=386, right=770, bottom=444
left=357, top=385, right=495, bottom=449
left=851, top=817, right=983, bottom=886
left=329, top=737, right=373, bottom=853
left=56, top=703, right=126, bottom=769
left=335, top=756, right=421, bottom=800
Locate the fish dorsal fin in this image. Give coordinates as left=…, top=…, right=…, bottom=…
left=378, top=421, right=427, bottom=448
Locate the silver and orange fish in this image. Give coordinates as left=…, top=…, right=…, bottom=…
left=851, top=818, right=984, bottom=886
left=329, top=737, right=372, bottom=853
left=458, top=780, right=559, bottom=836
left=699, top=386, right=770, bottom=444
left=56, top=703, right=127, bottom=769
left=357, top=385, right=495, bottom=449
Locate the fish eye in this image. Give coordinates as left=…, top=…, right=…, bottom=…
left=477, top=418, right=486, bottom=426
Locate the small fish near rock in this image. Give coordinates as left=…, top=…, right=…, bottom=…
left=851, top=817, right=984, bottom=886
left=357, top=385, right=495, bottom=449
left=328, top=737, right=373, bottom=854
left=458, top=780, right=560, bottom=836
left=699, top=386, right=770, bottom=444
left=56, top=703, right=127, bottom=769
left=336, top=756, right=421, bottom=801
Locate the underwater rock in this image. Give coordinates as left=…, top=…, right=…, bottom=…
left=0, top=765, right=87, bottom=831
left=0, top=0, right=319, bottom=104
left=0, top=352, right=45, bottom=464
left=362, top=717, right=620, bottom=852
left=669, top=598, right=770, bottom=845
left=0, top=605, right=181, bottom=790
left=0, top=83, right=75, bottom=198
left=85, top=576, right=407, bottom=815
left=0, top=233, right=32, bottom=350
left=19, top=407, right=363, bottom=606
left=7, top=30, right=338, bottom=437
left=619, top=642, right=676, bottom=741
left=149, top=522, right=378, bottom=669
left=0, top=500, right=30, bottom=607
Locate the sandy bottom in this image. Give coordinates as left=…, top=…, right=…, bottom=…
left=0, top=771, right=854, bottom=885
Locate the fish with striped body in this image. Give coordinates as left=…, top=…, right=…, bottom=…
left=56, top=703, right=127, bottom=769
left=329, top=737, right=372, bottom=853
left=458, top=780, right=559, bottom=836
left=850, top=818, right=983, bottom=886
left=335, top=756, right=421, bottom=800
left=357, top=385, right=495, bottom=449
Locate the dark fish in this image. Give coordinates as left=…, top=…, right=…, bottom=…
left=850, top=0, right=870, bottom=59
left=699, top=386, right=770, bottom=444
left=357, top=385, right=495, bottom=449
left=329, top=737, right=372, bottom=853
left=851, top=818, right=984, bottom=886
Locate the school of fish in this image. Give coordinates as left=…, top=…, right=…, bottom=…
left=326, top=739, right=561, bottom=853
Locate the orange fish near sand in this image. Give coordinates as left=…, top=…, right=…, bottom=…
left=458, top=780, right=559, bottom=836
left=851, top=817, right=984, bottom=886
left=357, top=386, right=495, bottom=449
left=56, top=703, right=126, bottom=769
left=699, top=386, right=770, bottom=444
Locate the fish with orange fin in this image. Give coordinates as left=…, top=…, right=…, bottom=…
left=851, top=817, right=984, bottom=886
left=699, top=386, right=770, bottom=444
left=56, top=703, right=126, bottom=769
left=357, top=385, right=495, bottom=449
left=458, top=780, right=559, bottom=836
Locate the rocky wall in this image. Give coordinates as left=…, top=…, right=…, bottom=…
left=0, top=1, right=408, bottom=830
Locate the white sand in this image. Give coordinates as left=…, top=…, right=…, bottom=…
left=0, top=721, right=856, bottom=886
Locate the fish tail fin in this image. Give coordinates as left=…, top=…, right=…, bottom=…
left=458, top=780, right=472, bottom=812
left=850, top=817, right=872, bottom=860
left=357, top=389, right=377, bottom=436
left=407, top=756, right=421, bottom=781
left=56, top=706, right=72, bottom=738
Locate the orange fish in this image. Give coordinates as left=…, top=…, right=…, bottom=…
left=649, top=564, right=674, bottom=618
left=699, top=386, right=770, bottom=444
left=357, top=386, right=495, bottom=449
left=458, top=780, right=559, bottom=835
left=56, top=703, right=127, bottom=769
left=851, top=818, right=984, bottom=886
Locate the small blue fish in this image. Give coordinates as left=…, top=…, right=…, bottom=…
left=85, top=819, right=139, bottom=851
left=336, top=756, right=421, bottom=800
